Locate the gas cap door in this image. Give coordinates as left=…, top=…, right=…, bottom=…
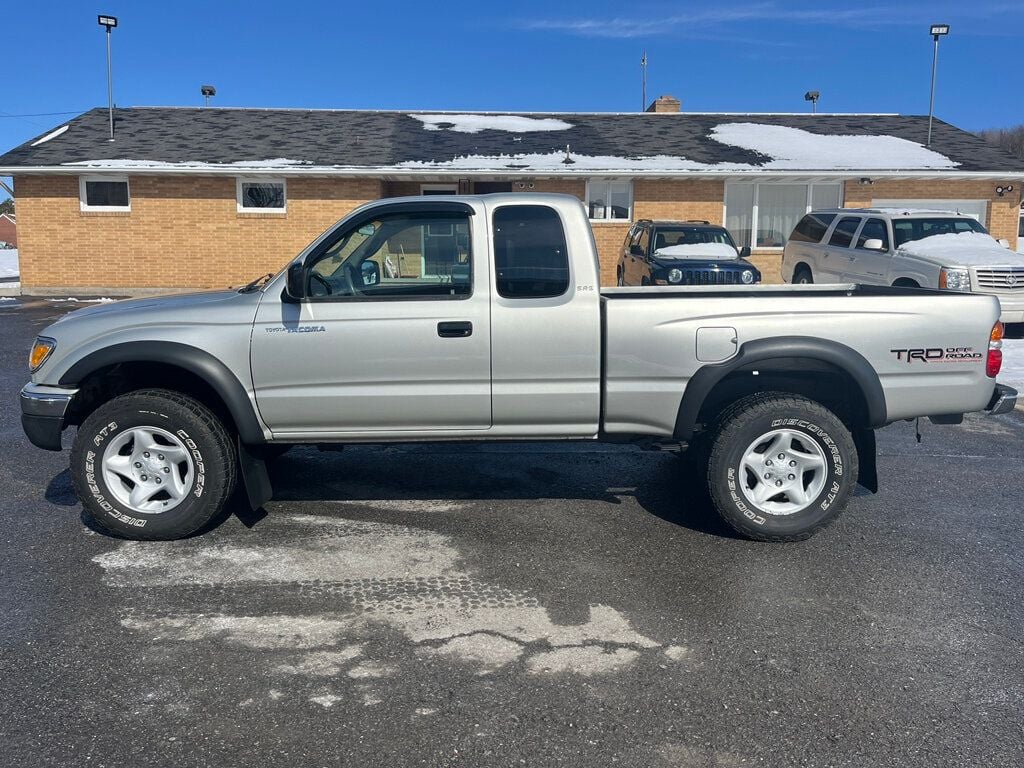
left=696, top=326, right=738, bottom=363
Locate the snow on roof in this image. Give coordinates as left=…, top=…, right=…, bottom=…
left=653, top=242, right=739, bottom=261
left=709, top=123, right=958, bottom=170
left=410, top=114, right=573, bottom=133
left=30, top=125, right=69, bottom=147
left=895, top=232, right=1023, bottom=266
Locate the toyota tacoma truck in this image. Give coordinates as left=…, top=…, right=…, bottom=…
left=20, top=194, right=1017, bottom=542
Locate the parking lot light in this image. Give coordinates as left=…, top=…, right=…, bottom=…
left=927, top=23, right=950, bottom=147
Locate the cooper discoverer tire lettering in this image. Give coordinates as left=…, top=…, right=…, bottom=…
left=705, top=392, right=858, bottom=541
left=71, top=389, right=237, bottom=540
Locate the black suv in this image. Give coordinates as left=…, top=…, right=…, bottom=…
left=616, top=220, right=761, bottom=286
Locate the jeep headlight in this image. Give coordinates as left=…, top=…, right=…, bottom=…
left=741, top=269, right=755, bottom=284
left=29, top=337, right=56, bottom=372
left=939, top=267, right=970, bottom=292
left=667, top=268, right=683, bottom=284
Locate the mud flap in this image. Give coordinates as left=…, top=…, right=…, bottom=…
left=237, top=438, right=273, bottom=510
left=853, top=427, right=877, bottom=493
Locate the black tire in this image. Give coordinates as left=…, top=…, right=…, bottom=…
left=616, top=270, right=624, bottom=287
left=705, top=393, right=858, bottom=542
left=71, top=389, right=237, bottom=540
left=793, top=266, right=813, bottom=285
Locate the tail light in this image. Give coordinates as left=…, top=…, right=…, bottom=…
left=987, top=321, right=1004, bottom=378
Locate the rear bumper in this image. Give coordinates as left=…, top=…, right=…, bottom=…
left=986, top=384, right=1018, bottom=416
left=20, top=383, right=77, bottom=451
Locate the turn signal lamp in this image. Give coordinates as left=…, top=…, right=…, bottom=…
left=29, top=337, right=56, bottom=373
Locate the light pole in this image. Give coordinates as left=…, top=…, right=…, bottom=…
left=98, top=15, right=118, bottom=142
left=927, top=23, right=950, bottom=147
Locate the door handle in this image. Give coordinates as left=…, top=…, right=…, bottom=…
left=438, top=321, right=473, bottom=338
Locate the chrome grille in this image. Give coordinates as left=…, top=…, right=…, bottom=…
left=974, top=266, right=1024, bottom=292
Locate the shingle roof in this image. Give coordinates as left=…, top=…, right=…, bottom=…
left=1, top=106, right=1021, bottom=177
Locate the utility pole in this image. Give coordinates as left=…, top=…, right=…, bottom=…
left=98, top=15, right=118, bottom=142
left=641, top=52, right=647, bottom=111
left=927, top=24, right=950, bottom=147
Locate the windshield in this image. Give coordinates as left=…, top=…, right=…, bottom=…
left=652, top=228, right=737, bottom=252
left=892, top=217, right=987, bottom=248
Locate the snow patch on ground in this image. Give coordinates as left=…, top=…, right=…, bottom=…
left=45, top=297, right=116, bottom=304
left=99, top=514, right=673, bottom=679
left=1000, top=338, right=1024, bottom=397
left=895, top=232, right=1024, bottom=267
left=709, top=123, right=958, bottom=170
left=0, top=249, right=17, bottom=278
left=410, top=114, right=573, bottom=133
left=309, top=694, right=342, bottom=708
left=654, top=243, right=739, bottom=261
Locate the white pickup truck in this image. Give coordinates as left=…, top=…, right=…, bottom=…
left=20, top=194, right=1016, bottom=542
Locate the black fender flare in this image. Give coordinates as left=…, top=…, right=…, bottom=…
left=673, top=336, right=887, bottom=442
left=58, top=341, right=267, bottom=444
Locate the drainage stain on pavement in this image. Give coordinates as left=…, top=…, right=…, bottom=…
left=94, top=512, right=684, bottom=709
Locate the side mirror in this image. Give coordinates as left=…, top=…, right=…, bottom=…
left=739, top=246, right=751, bottom=259
left=998, top=238, right=1010, bottom=248
left=862, top=238, right=885, bottom=251
left=285, top=261, right=306, bottom=299
left=360, top=260, right=381, bottom=286
left=629, top=244, right=644, bottom=257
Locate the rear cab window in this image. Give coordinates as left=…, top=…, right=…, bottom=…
left=828, top=217, right=862, bottom=248
left=492, top=206, right=570, bottom=299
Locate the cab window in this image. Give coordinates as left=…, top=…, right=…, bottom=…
left=856, top=218, right=890, bottom=250
left=306, top=211, right=472, bottom=299
left=493, top=205, right=570, bottom=299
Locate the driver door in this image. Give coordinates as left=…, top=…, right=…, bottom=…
left=250, top=202, right=492, bottom=437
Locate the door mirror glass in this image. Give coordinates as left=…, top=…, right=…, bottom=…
left=738, top=246, right=751, bottom=259
left=862, top=238, right=885, bottom=251
left=360, top=260, right=381, bottom=286
left=285, top=261, right=306, bottom=299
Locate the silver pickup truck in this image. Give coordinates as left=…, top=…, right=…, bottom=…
left=20, top=194, right=1017, bottom=542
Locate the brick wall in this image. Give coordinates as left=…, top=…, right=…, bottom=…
left=15, top=175, right=382, bottom=292
left=14, top=173, right=1021, bottom=292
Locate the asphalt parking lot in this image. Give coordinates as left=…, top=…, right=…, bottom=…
left=2, top=298, right=1022, bottom=767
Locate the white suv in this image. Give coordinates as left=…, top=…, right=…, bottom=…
left=782, top=208, right=1024, bottom=324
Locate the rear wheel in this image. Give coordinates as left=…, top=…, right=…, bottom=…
left=793, top=265, right=813, bottom=284
left=71, top=389, right=237, bottom=540
left=705, top=393, right=858, bottom=541
left=616, top=270, right=624, bottom=287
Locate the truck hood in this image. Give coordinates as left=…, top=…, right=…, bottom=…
left=896, top=232, right=1024, bottom=267
left=49, top=289, right=253, bottom=326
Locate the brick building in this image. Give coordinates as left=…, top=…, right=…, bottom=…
left=0, top=213, right=15, bottom=248
left=1, top=98, right=1022, bottom=294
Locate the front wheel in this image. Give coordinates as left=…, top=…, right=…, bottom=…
left=71, top=389, right=238, bottom=540
left=793, top=266, right=813, bottom=285
left=705, top=393, right=858, bottom=541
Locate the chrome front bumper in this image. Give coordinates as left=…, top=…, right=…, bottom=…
left=20, top=383, right=78, bottom=451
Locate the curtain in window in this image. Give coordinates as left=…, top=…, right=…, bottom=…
left=725, top=183, right=754, bottom=247
left=756, top=185, right=806, bottom=247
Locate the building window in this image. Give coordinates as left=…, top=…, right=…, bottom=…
left=725, top=182, right=843, bottom=248
left=79, top=176, right=130, bottom=211
left=237, top=179, right=286, bottom=212
left=586, top=180, right=632, bottom=221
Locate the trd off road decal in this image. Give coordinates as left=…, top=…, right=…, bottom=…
left=890, top=347, right=982, bottom=363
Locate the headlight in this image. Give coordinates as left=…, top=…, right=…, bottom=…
left=29, top=337, right=57, bottom=372
left=667, top=268, right=683, bottom=284
left=939, top=267, right=970, bottom=292
left=741, top=269, right=755, bottom=284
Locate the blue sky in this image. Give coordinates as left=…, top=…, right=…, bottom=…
left=2, top=0, right=1022, bottom=201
